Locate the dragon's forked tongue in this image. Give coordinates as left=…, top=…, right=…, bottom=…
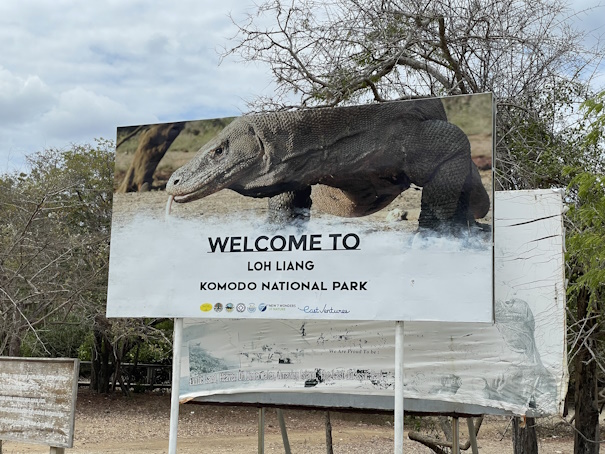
left=165, top=195, right=174, bottom=219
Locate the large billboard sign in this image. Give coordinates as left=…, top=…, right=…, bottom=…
left=179, top=190, right=566, bottom=417
left=107, top=94, right=494, bottom=321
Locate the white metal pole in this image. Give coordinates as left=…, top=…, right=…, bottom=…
left=168, top=318, right=184, bottom=454
left=394, top=320, right=405, bottom=453
left=452, top=417, right=460, bottom=454
left=258, top=408, right=265, bottom=454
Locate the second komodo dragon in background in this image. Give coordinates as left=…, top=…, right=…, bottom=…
left=165, top=98, right=490, bottom=231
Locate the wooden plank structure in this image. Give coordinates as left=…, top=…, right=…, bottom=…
left=0, top=357, right=79, bottom=453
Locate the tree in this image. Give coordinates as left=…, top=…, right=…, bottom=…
left=227, top=0, right=593, bottom=102
left=0, top=141, right=114, bottom=356
left=222, top=1, right=604, bottom=452
left=566, top=171, right=604, bottom=454
left=0, top=141, right=174, bottom=395
left=223, top=0, right=602, bottom=189
left=565, top=91, right=605, bottom=454
left=87, top=316, right=172, bottom=394
left=117, top=122, right=185, bottom=193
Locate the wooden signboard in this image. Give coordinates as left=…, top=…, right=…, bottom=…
left=0, top=357, right=79, bottom=449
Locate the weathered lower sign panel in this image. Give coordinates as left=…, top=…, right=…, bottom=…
left=0, top=358, right=79, bottom=448
left=179, top=190, right=567, bottom=417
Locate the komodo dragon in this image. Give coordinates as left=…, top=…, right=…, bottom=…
left=165, top=98, right=490, bottom=230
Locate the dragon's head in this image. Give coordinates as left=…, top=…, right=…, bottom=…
left=166, top=117, right=266, bottom=203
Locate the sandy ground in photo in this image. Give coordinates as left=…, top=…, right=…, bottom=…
left=112, top=126, right=493, bottom=231
left=110, top=169, right=493, bottom=234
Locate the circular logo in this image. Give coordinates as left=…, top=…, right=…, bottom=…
left=236, top=303, right=246, bottom=313
left=214, top=303, right=223, bottom=313
left=200, top=303, right=213, bottom=312
left=225, top=303, right=234, bottom=313
left=259, top=303, right=267, bottom=312
left=247, top=303, right=256, bottom=313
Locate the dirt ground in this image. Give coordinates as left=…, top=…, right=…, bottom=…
left=2, top=390, right=578, bottom=454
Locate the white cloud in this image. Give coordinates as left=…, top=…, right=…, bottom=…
left=0, top=0, right=602, bottom=172
left=0, top=0, right=278, bottom=170
left=40, top=86, right=157, bottom=140
left=0, top=68, right=55, bottom=124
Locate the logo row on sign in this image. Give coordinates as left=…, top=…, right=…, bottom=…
left=200, top=302, right=292, bottom=313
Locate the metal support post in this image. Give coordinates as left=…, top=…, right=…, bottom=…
left=258, top=407, right=265, bottom=453
left=452, top=417, right=460, bottom=454
left=276, top=409, right=292, bottom=454
left=394, top=321, right=405, bottom=453
left=168, top=318, right=184, bottom=454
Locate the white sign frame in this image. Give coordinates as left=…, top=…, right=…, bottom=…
left=107, top=94, right=495, bottom=323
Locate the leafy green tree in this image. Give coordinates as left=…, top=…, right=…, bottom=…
left=566, top=171, right=604, bottom=454
left=0, top=141, right=113, bottom=356
left=582, top=92, right=605, bottom=149
left=565, top=91, right=605, bottom=454
left=0, top=141, right=173, bottom=395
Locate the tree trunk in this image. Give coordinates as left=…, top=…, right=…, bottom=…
left=117, top=123, right=184, bottom=193
left=8, top=330, right=22, bottom=356
left=91, top=328, right=112, bottom=393
left=8, top=311, right=22, bottom=356
left=90, top=329, right=101, bottom=391
left=439, top=416, right=453, bottom=442
left=512, top=417, right=538, bottom=454
left=574, top=288, right=599, bottom=454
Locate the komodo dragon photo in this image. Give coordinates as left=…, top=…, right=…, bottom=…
left=165, top=98, right=490, bottom=232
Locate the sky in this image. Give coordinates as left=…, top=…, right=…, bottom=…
left=0, top=0, right=603, bottom=171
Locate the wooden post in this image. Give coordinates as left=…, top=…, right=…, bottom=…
left=49, top=448, right=65, bottom=454
left=325, top=411, right=334, bottom=454
left=512, top=417, right=538, bottom=454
